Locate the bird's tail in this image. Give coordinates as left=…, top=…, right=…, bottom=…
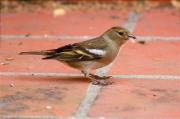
left=19, top=49, right=56, bottom=56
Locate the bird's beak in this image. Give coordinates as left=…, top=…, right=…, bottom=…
left=128, top=33, right=136, bottom=39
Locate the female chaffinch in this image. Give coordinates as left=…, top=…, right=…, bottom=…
left=19, top=26, right=136, bottom=85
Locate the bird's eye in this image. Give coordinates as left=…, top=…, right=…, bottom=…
left=119, top=32, right=123, bottom=36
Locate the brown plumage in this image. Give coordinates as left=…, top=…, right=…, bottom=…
left=19, top=26, right=136, bottom=85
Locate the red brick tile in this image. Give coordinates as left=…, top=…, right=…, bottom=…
left=0, top=38, right=86, bottom=73
left=88, top=78, right=180, bottom=118
left=0, top=75, right=89, bottom=116
left=1, top=10, right=129, bottom=36
left=109, top=40, right=180, bottom=75
left=133, top=8, right=180, bottom=36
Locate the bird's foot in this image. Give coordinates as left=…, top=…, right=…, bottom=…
left=89, top=73, right=112, bottom=80
left=83, top=72, right=114, bottom=86
left=89, top=74, right=114, bottom=86
left=91, top=80, right=115, bottom=86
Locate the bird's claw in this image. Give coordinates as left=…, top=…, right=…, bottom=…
left=88, top=74, right=114, bottom=86
left=102, top=76, right=113, bottom=79
left=89, top=74, right=113, bottom=80
left=91, top=81, right=115, bottom=86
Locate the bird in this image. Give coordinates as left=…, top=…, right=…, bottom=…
left=19, top=26, right=136, bottom=86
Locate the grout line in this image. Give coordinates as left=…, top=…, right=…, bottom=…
left=74, top=63, right=114, bottom=118
left=113, top=75, right=180, bottom=80
left=2, top=115, right=172, bottom=119
left=2, top=116, right=174, bottom=119
left=74, top=83, right=102, bottom=118
left=0, top=35, right=94, bottom=39
left=0, top=72, right=179, bottom=80
left=123, top=11, right=141, bottom=33
left=74, top=11, right=142, bottom=118
left=137, top=36, right=180, bottom=40
left=0, top=115, right=72, bottom=119
left=1, top=35, right=180, bottom=40
left=0, top=72, right=83, bottom=77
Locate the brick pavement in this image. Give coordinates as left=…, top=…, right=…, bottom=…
left=0, top=8, right=180, bottom=119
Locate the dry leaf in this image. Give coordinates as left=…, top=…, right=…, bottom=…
left=171, top=0, right=180, bottom=8
left=152, top=58, right=162, bottom=61
left=1, top=62, right=9, bottom=65
left=138, top=41, right=147, bottom=45
left=46, top=106, right=52, bottom=109
left=10, top=84, right=14, bottom=87
left=53, top=8, right=66, bottom=17
left=6, top=58, right=15, bottom=61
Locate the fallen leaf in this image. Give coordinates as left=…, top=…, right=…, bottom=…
left=25, top=33, right=30, bottom=37
left=138, top=41, right=147, bottom=45
left=6, top=58, right=15, bottom=61
left=18, top=42, right=22, bottom=45
left=53, top=8, right=66, bottom=17
left=1, top=62, right=9, bottom=65
left=46, top=106, right=52, bottom=109
left=171, top=0, right=180, bottom=9
left=10, top=84, right=14, bottom=87
left=152, top=58, right=162, bottom=61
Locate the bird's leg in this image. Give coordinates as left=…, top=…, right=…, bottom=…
left=82, top=71, right=115, bottom=86
left=89, top=73, right=112, bottom=80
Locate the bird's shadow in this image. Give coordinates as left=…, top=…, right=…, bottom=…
left=44, top=75, right=90, bottom=83
left=17, top=75, right=90, bottom=84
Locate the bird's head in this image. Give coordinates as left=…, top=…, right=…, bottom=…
left=103, top=26, right=136, bottom=45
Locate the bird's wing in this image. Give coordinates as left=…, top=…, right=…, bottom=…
left=42, top=38, right=108, bottom=61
